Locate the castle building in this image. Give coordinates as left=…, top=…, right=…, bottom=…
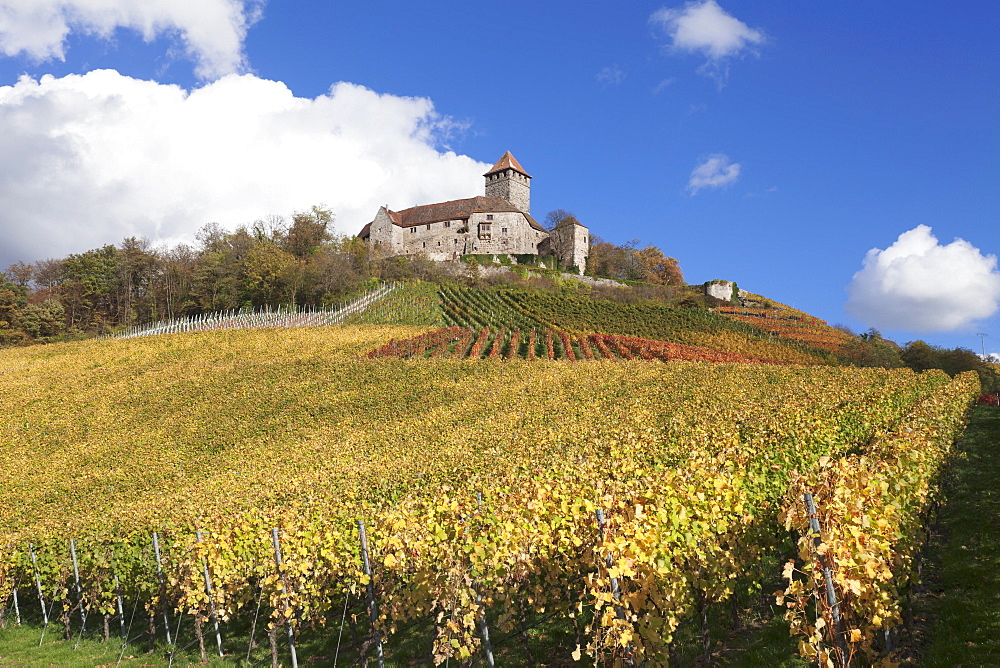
left=359, top=152, right=589, bottom=272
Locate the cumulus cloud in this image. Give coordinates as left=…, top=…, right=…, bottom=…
left=650, top=0, right=764, bottom=82
left=0, top=70, right=489, bottom=268
left=687, top=153, right=740, bottom=194
left=596, top=65, right=626, bottom=87
left=0, top=0, right=262, bottom=79
left=846, top=225, right=1000, bottom=333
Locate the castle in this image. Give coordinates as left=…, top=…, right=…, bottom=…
left=359, top=152, right=590, bottom=272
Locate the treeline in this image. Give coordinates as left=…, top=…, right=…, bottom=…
left=0, top=207, right=684, bottom=346
left=839, top=328, right=998, bottom=390
left=1, top=207, right=374, bottom=345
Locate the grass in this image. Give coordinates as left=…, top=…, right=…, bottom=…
left=0, top=621, right=230, bottom=667
left=917, top=404, right=1000, bottom=665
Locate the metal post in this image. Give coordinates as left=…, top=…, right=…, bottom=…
left=196, top=531, right=224, bottom=657
left=28, top=544, right=49, bottom=626
left=475, top=587, right=495, bottom=667
left=596, top=509, right=633, bottom=666
left=112, top=563, right=126, bottom=642
left=357, top=520, right=384, bottom=668
left=271, top=528, right=299, bottom=668
left=595, top=510, right=624, bottom=615
left=151, top=532, right=173, bottom=646
left=11, top=587, right=20, bottom=625
left=69, top=539, right=86, bottom=630
left=804, top=493, right=847, bottom=666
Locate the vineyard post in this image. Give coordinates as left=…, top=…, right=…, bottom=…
left=357, top=520, right=385, bottom=668
left=28, top=544, right=49, bottom=627
left=594, top=510, right=625, bottom=618
left=803, top=493, right=847, bottom=666
left=596, top=509, right=633, bottom=665
left=111, top=552, right=127, bottom=642
left=11, top=586, right=21, bottom=625
left=151, top=532, right=173, bottom=646
left=196, top=531, right=225, bottom=658
left=270, top=528, right=299, bottom=668
left=473, top=492, right=495, bottom=668
left=69, top=539, right=86, bottom=631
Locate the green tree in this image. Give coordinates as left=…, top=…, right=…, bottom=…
left=284, top=206, right=334, bottom=258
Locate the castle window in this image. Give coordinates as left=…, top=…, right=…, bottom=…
left=444, top=221, right=451, bottom=228
left=501, top=227, right=508, bottom=234
left=426, top=224, right=431, bottom=230
left=486, top=215, right=494, bottom=221
left=410, top=227, right=416, bottom=234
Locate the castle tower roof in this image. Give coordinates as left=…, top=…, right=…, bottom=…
left=484, top=151, right=531, bottom=178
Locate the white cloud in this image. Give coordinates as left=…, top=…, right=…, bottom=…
left=652, top=77, right=676, bottom=94
left=846, top=225, right=1000, bottom=333
left=650, top=0, right=764, bottom=81
left=0, top=70, right=490, bottom=268
left=687, top=153, right=740, bottom=194
left=0, top=0, right=262, bottom=79
left=596, top=65, right=626, bottom=87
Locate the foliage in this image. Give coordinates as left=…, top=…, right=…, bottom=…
left=901, top=339, right=999, bottom=391
left=585, top=236, right=684, bottom=285
left=0, top=326, right=976, bottom=665
left=778, top=371, right=978, bottom=666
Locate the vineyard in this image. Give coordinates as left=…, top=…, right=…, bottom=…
left=714, top=293, right=856, bottom=354
left=0, top=325, right=979, bottom=665
left=102, top=280, right=843, bottom=368
left=437, top=286, right=836, bottom=365
left=367, top=326, right=786, bottom=364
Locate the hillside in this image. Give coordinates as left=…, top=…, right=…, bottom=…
left=0, top=322, right=980, bottom=666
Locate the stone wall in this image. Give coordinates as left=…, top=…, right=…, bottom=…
left=374, top=211, right=547, bottom=262
left=703, top=280, right=747, bottom=303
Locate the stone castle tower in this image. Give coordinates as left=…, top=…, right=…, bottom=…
left=484, top=151, right=531, bottom=214
left=548, top=216, right=589, bottom=273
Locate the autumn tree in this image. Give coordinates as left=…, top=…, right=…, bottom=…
left=635, top=246, right=684, bottom=285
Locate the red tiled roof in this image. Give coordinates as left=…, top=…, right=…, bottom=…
left=484, top=151, right=531, bottom=178
left=386, top=196, right=545, bottom=232
left=358, top=222, right=372, bottom=239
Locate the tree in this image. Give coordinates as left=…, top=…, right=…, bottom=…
left=284, top=206, right=334, bottom=258
left=60, top=245, right=118, bottom=330
left=839, top=330, right=903, bottom=368
left=5, top=261, right=33, bottom=287
left=543, top=209, right=574, bottom=231
left=635, top=246, right=684, bottom=285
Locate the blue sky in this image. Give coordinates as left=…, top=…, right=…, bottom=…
left=0, top=1, right=998, bottom=352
